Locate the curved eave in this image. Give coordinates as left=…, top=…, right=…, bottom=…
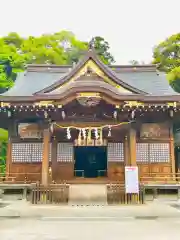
left=35, top=50, right=147, bottom=95
left=1, top=87, right=180, bottom=103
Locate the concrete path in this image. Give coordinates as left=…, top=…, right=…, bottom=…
left=1, top=205, right=180, bottom=239
left=0, top=199, right=180, bottom=219
left=0, top=200, right=180, bottom=239
left=68, top=184, right=107, bottom=205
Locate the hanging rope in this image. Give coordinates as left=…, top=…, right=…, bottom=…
left=54, top=121, right=134, bottom=130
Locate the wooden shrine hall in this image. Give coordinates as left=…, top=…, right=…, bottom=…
left=0, top=47, right=180, bottom=185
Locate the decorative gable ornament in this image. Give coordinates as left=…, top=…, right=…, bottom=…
left=76, top=92, right=101, bottom=107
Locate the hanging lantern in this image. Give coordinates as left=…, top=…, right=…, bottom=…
left=82, top=128, right=86, bottom=139
left=50, top=123, right=54, bottom=133
left=94, top=128, right=99, bottom=139
left=61, top=111, right=66, bottom=119
left=44, top=111, right=48, bottom=119
left=113, top=111, right=117, bottom=119
left=66, top=127, right=71, bottom=139
left=78, top=129, right=82, bottom=145
left=169, top=109, right=174, bottom=118
left=87, top=128, right=92, bottom=140
left=131, top=110, right=135, bottom=119
left=108, top=126, right=111, bottom=137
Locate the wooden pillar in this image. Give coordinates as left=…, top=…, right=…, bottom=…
left=6, top=137, right=12, bottom=178
left=51, top=136, right=58, bottom=182
left=6, top=117, right=13, bottom=178
left=42, top=128, right=50, bottom=186
left=129, top=127, right=137, bottom=166
left=170, top=125, right=175, bottom=176
left=124, top=135, right=129, bottom=165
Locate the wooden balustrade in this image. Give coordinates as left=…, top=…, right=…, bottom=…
left=107, top=184, right=145, bottom=204
left=1, top=172, right=180, bottom=185
left=31, top=183, right=69, bottom=204
left=140, top=173, right=180, bottom=184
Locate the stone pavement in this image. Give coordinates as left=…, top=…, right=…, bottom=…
left=0, top=199, right=180, bottom=219
left=0, top=200, right=180, bottom=239
left=1, top=206, right=180, bottom=240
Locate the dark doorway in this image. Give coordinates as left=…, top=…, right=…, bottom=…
left=74, top=146, right=107, bottom=178
left=175, top=146, right=180, bottom=173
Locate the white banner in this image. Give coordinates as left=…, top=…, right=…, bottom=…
left=125, top=166, right=139, bottom=194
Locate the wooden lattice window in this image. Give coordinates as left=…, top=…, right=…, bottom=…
left=136, top=143, right=149, bottom=163
left=107, top=143, right=124, bottom=162
left=31, top=143, right=43, bottom=162
left=12, top=143, right=51, bottom=163
left=12, top=143, right=32, bottom=163
left=149, top=143, right=170, bottom=163
left=57, top=143, right=73, bottom=162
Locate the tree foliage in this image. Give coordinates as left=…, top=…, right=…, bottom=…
left=153, top=33, right=180, bottom=72
left=89, top=36, right=115, bottom=64
left=153, top=33, right=180, bottom=92
left=167, top=66, right=180, bottom=92
left=0, top=31, right=114, bottom=90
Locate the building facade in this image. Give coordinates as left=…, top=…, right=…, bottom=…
left=0, top=48, right=179, bottom=185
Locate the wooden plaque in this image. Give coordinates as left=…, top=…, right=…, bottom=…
left=18, top=123, right=43, bottom=139
left=140, top=123, right=170, bottom=139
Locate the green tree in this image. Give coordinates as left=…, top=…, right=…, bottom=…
left=20, top=31, right=88, bottom=65
left=89, top=36, right=115, bottom=64
left=153, top=33, right=180, bottom=72
left=0, top=31, right=115, bottom=90
left=167, top=66, right=180, bottom=92
left=0, top=37, right=27, bottom=91
left=153, top=33, right=180, bottom=92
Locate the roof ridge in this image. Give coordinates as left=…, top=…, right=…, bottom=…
left=34, top=49, right=147, bottom=95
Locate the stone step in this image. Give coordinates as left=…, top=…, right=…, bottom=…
left=68, top=184, right=107, bottom=205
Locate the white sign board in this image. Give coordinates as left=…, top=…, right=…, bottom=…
left=125, top=166, right=139, bottom=194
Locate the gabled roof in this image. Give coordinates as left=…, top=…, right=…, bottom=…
left=0, top=48, right=178, bottom=101
left=35, top=48, right=146, bottom=95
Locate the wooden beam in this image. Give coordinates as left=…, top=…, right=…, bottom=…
left=42, top=128, right=50, bottom=186
left=129, top=127, right=136, bottom=166
left=170, top=125, right=175, bottom=176
left=51, top=137, right=58, bottom=182
left=124, top=135, right=129, bottom=165
left=6, top=138, right=12, bottom=178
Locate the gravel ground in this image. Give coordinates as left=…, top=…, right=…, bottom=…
left=1, top=217, right=180, bottom=240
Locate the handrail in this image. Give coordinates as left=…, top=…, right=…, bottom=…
left=74, top=170, right=84, bottom=177
left=98, top=170, right=107, bottom=177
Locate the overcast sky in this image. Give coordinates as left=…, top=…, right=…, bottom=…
left=2, top=0, right=180, bottom=64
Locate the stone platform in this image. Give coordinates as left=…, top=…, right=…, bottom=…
left=68, top=184, right=107, bottom=205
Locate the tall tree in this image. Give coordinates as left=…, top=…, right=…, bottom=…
left=20, top=31, right=88, bottom=65
left=0, top=39, right=26, bottom=91
left=89, top=36, right=115, bottom=64
left=0, top=31, right=115, bottom=90
left=153, top=33, right=180, bottom=72
left=153, top=33, right=180, bottom=92
left=167, top=66, right=180, bottom=92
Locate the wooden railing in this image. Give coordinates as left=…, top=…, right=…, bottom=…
left=107, top=183, right=145, bottom=205
left=30, top=183, right=69, bottom=204
left=140, top=173, right=180, bottom=184
left=0, top=173, right=41, bottom=184
left=1, top=172, right=180, bottom=185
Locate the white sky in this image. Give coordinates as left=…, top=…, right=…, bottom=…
left=2, top=0, right=180, bottom=64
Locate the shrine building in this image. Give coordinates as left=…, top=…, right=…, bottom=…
left=0, top=48, right=180, bottom=185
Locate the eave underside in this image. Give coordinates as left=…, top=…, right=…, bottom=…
left=1, top=91, right=180, bottom=104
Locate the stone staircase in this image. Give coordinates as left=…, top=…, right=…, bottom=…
left=68, top=184, right=107, bottom=206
